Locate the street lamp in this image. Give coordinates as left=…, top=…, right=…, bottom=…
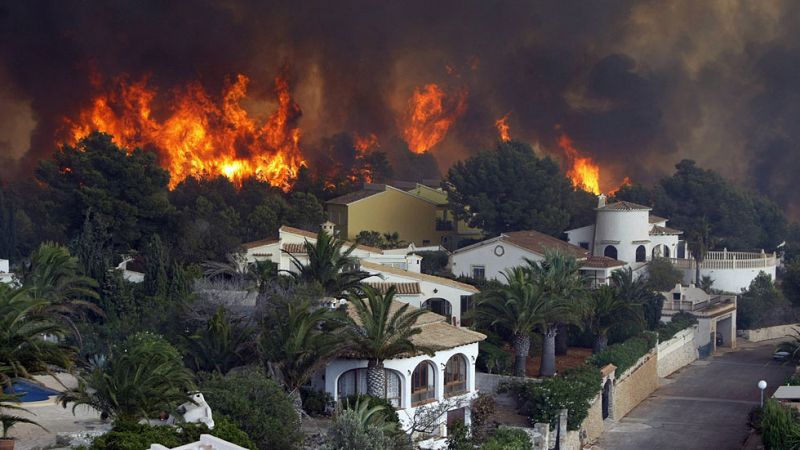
left=758, top=380, right=768, bottom=408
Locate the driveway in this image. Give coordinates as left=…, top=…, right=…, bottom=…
left=594, top=339, right=794, bottom=450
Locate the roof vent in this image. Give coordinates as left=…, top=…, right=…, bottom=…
left=597, top=194, right=607, bottom=208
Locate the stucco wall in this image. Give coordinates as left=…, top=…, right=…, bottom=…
left=613, top=352, right=658, bottom=420
left=678, top=266, right=776, bottom=294
left=450, top=238, right=543, bottom=281
left=343, top=188, right=443, bottom=246
left=740, top=324, right=799, bottom=342
left=582, top=393, right=605, bottom=443
left=657, top=327, right=698, bottom=377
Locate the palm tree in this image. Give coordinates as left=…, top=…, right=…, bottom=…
left=59, top=332, right=195, bottom=422
left=472, top=267, right=545, bottom=377
left=0, top=392, right=46, bottom=441
left=185, top=306, right=255, bottom=375
left=260, top=299, right=344, bottom=407
left=584, top=285, right=643, bottom=353
left=22, top=242, right=101, bottom=338
left=286, top=230, right=370, bottom=297
left=527, top=250, right=586, bottom=377
left=612, top=267, right=663, bottom=330
left=344, top=286, right=433, bottom=397
left=0, top=286, right=74, bottom=387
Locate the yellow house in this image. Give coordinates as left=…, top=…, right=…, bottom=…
left=326, top=183, right=484, bottom=248
left=327, top=184, right=444, bottom=246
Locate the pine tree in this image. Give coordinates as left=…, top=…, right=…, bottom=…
left=143, top=234, right=168, bottom=298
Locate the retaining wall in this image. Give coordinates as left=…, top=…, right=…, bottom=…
left=657, top=327, right=698, bottom=377
left=740, top=324, right=799, bottom=342
left=612, top=351, right=658, bottom=420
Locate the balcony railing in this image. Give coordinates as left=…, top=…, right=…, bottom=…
left=662, top=294, right=736, bottom=312
left=669, top=250, right=776, bottom=270
left=411, top=386, right=436, bottom=406
left=444, top=381, right=467, bottom=397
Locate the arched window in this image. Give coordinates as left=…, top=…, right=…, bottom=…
left=663, top=246, right=671, bottom=258
left=444, top=355, right=468, bottom=397
left=411, top=361, right=436, bottom=406
left=636, top=245, right=646, bottom=262
left=422, top=298, right=452, bottom=319
left=337, top=368, right=401, bottom=407
left=604, top=245, right=617, bottom=259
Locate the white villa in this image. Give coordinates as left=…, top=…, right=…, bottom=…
left=449, top=229, right=625, bottom=286
left=243, top=223, right=477, bottom=325
left=310, top=301, right=485, bottom=445
left=565, top=195, right=777, bottom=293
left=660, top=284, right=737, bottom=355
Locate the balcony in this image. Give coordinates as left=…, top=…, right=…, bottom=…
left=662, top=294, right=736, bottom=314
left=669, top=250, right=777, bottom=270
left=411, top=386, right=436, bottom=406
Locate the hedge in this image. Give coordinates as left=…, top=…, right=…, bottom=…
left=504, top=365, right=601, bottom=430
left=588, top=332, right=657, bottom=375
left=657, top=312, right=697, bottom=342
left=482, top=428, right=533, bottom=450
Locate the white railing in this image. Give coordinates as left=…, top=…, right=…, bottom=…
left=669, top=250, right=776, bottom=270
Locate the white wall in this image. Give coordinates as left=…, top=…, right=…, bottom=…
left=680, top=267, right=777, bottom=294
left=566, top=225, right=594, bottom=251
left=450, top=238, right=541, bottom=281
left=324, top=342, right=480, bottom=434
left=656, top=327, right=698, bottom=377
left=594, top=210, right=650, bottom=264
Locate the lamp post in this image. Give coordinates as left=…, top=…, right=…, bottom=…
left=758, top=380, right=768, bottom=408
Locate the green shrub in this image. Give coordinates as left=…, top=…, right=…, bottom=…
left=588, top=333, right=656, bottom=375
left=326, top=407, right=396, bottom=450
left=477, top=340, right=512, bottom=375
left=89, top=419, right=255, bottom=450
left=482, top=428, right=532, bottom=450
left=470, top=393, right=497, bottom=443
left=506, top=365, right=601, bottom=430
left=760, top=399, right=800, bottom=450
left=301, top=387, right=334, bottom=416
left=445, top=420, right=472, bottom=450
left=657, top=312, right=698, bottom=341
left=786, top=374, right=800, bottom=386
left=339, top=395, right=399, bottom=424
left=199, top=369, right=303, bottom=450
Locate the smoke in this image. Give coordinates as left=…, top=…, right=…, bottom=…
left=1, top=1, right=799, bottom=215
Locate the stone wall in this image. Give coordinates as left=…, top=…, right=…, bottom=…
left=612, top=351, right=658, bottom=420
left=582, top=394, right=605, bottom=442
left=740, top=324, right=799, bottom=342
left=657, top=327, right=698, bottom=377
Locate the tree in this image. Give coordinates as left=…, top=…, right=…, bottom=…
left=782, top=258, right=800, bottom=306
left=0, top=392, right=46, bottom=439
left=584, top=285, right=643, bottom=353
left=71, top=211, right=113, bottom=284
left=472, top=267, right=545, bottom=377
left=0, top=287, right=74, bottom=386
left=444, top=141, right=592, bottom=237
left=35, top=132, right=172, bottom=252
left=200, top=369, right=303, bottom=450
left=611, top=267, right=663, bottom=331
left=327, top=398, right=397, bottom=450
left=59, top=332, right=195, bottom=422
left=645, top=258, right=683, bottom=291
left=186, top=306, right=255, bottom=375
left=344, top=286, right=433, bottom=397
left=527, top=250, right=586, bottom=377
left=260, top=298, right=343, bottom=406
left=286, top=230, right=370, bottom=297
left=285, top=192, right=325, bottom=231
left=143, top=234, right=169, bottom=298
left=737, top=272, right=790, bottom=329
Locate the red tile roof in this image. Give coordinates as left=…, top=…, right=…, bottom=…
left=502, top=230, right=588, bottom=259
left=581, top=256, right=626, bottom=268
left=597, top=201, right=651, bottom=211
left=364, top=281, right=422, bottom=295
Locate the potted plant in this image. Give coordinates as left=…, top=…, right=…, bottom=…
left=0, top=393, right=46, bottom=450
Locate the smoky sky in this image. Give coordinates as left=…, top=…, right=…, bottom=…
left=1, top=0, right=800, bottom=216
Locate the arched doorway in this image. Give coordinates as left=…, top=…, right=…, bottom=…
left=422, top=298, right=452, bottom=319
left=604, top=245, right=618, bottom=259
left=635, top=245, right=646, bottom=262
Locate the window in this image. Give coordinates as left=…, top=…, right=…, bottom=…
left=422, top=298, right=452, bottom=319
left=337, top=369, right=401, bottom=408
left=460, top=295, right=474, bottom=327
left=579, top=242, right=590, bottom=250
left=635, top=245, right=646, bottom=262
left=604, top=245, right=617, bottom=259
left=411, top=361, right=436, bottom=406
left=673, top=292, right=681, bottom=301
left=471, top=265, right=485, bottom=280
left=444, top=355, right=468, bottom=397
left=663, top=246, right=671, bottom=258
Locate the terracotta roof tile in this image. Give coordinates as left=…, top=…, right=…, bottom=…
left=364, top=281, right=422, bottom=295
left=241, top=238, right=279, bottom=250
left=581, top=256, right=626, bottom=268
left=502, top=230, right=588, bottom=259
left=326, top=187, right=385, bottom=205
left=650, top=225, right=683, bottom=235
left=360, top=260, right=479, bottom=293
left=597, top=201, right=651, bottom=211
left=648, top=215, right=668, bottom=224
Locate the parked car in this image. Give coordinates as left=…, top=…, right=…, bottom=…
left=773, top=350, right=791, bottom=361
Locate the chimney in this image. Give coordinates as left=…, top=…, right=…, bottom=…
left=405, top=253, right=422, bottom=273
left=597, top=194, right=607, bottom=208
left=320, top=221, right=335, bottom=237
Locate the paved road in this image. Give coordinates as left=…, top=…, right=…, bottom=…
left=595, top=340, right=794, bottom=450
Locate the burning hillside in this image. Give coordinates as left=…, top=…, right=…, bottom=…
left=63, top=72, right=305, bottom=190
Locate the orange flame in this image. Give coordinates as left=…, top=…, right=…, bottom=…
left=400, top=83, right=467, bottom=153
left=557, top=132, right=600, bottom=195
left=63, top=72, right=305, bottom=190
left=495, top=112, right=511, bottom=142
left=354, top=132, right=380, bottom=155
left=609, top=176, right=632, bottom=196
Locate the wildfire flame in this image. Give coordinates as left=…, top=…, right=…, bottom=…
left=354, top=132, right=380, bottom=155
left=400, top=83, right=467, bottom=153
left=609, top=176, right=632, bottom=196
left=64, top=72, right=305, bottom=190
left=557, top=132, right=600, bottom=195
left=495, top=112, right=511, bottom=142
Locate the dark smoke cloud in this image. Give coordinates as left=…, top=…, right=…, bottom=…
left=1, top=1, right=800, bottom=216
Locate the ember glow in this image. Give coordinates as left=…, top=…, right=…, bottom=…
left=557, top=132, right=601, bottom=195
left=354, top=132, right=380, bottom=154
left=63, top=73, right=306, bottom=190
left=495, top=112, right=511, bottom=142
left=400, top=83, right=467, bottom=153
